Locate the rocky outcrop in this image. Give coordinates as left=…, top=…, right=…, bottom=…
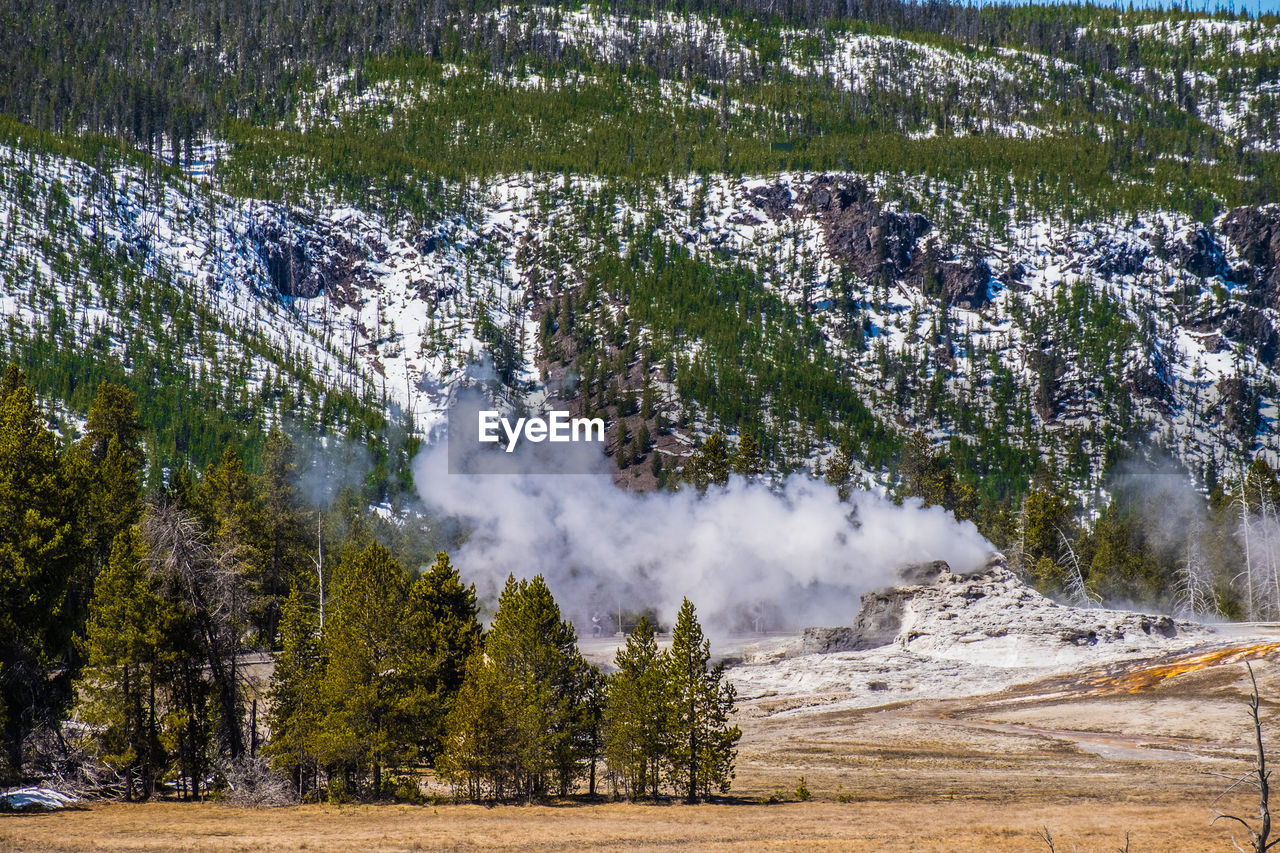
left=1217, top=373, right=1262, bottom=442
left=1222, top=205, right=1280, bottom=306
left=997, top=260, right=1027, bottom=289
left=803, top=177, right=990, bottom=309
left=248, top=213, right=375, bottom=305
left=1222, top=306, right=1279, bottom=363
left=1177, top=227, right=1232, bottom=280
left=1129, top=368, right=1170, bottom=404
left=748, top=183, right=794, bottom=221
left=251, top=216, right=325, bottom=299
left=1090, top=236, right=1149, bottom=277
left=804, top=178, right=926, bottom=279
left=937, top=259, right=992, bottom=309
left=799, top=626, right=858, bottom=655
left=801, top=559, right=955, bottom=654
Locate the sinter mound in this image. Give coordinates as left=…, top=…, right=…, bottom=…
left=801, top=555, right=1203, bottom=667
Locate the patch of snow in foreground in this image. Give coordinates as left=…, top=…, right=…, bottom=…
left=0, top=787, right=78, bottom=811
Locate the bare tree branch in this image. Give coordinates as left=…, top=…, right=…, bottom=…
left=141, top=499, right=249, bottom=761
left=1214, top=661, right=1272, bottom=853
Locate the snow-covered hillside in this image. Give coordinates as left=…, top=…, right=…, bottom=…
left=2, top=2, right=1280, bottom=508
left=4, top=130, right=1280, bottom=502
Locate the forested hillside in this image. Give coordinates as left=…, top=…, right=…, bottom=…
left=3, top=0, right=1280, bottom=800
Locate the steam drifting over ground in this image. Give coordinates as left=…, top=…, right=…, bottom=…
left=413, top=439, right=992, bottom=633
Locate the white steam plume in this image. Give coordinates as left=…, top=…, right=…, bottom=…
left=413, top=438, right=992, bottom=634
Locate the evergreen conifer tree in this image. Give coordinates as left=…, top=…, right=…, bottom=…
left=65, top=382, right=145, bottom=643
left=0, top=365, right=77, bottom=779
left=397, top=552, right=481, bottom=765
left=264, top=587, right=323, bottom=798
left=319, top=543, right=411, bottom=797
left=76, top=528, right=171, bottom=800
left=484, top=574, right=594, bottom=798
left=442, top=575, right=595, bottom=800
left=258, top=430, right=305, bottom=644
left=686, top=433, right=730, bottom=491
left=603, top=615, right=667, bottom=798
left=438, top=649, right=509, bottom=800
left=732, top=432, right=763, bottom=478
left=664, top=598, right=740, bottom=802
left=824, top=443, right=855, bottom=501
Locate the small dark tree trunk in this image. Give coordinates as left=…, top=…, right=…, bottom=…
left=6, top=733, right=22, bottom=784
left=144, top=675, right=158, bottom=799
left=687, top=685, right=697, bottom=803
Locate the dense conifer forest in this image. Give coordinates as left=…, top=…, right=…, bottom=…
left=0, top=370, right=740, bottom=800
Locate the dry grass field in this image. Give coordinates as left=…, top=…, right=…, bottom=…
left=1, top=649, right=1276, bottom=852
left=0, top=798, right=1246, bottom=852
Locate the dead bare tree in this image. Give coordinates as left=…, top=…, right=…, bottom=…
left=1057, top=526, right=1101, bottom=609
left=311, top=511, right=325, bottom=630
left=141, top=501, right=249, bottom=762
left=1175, top=532, right=1219, bottom=620
left=1213, top=662, right=1277, bottom=853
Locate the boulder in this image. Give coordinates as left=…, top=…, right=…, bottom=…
left=1176, top=227, right=1231, bottom=280
left=748, top=183, right=794, bottom=221
left=937, top=260, right=992, bottom=309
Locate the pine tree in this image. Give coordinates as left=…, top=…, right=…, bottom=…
left=397, top=552, right=481, bottom=765
left=258, top=430, right=305, bottom=644
left=75, top=528, right=171, bottom=800
left=604, top=616, right=667, bottom=798
left=65, top=382, right=145, bottom=641
left=636, top=422, right=651, bottom=458
left=0, top=365, right=77, bottom=779
left=1018, top=487, right=1073, bottom=589
left=686, top=433, right=731, bottom=491
left=732, top=432, right=763, bottom=479
left=641, top=380, right=656, bottom=420
left=615, top=420, right=631, bottom=470
left=195, top=447, right=277, bottom=643
left=1087, top=501, right=1159, bottom=605
left=83, top=381, right=145, bottom=468
left=664, top=599, right=740, bottom=802
left=580, top=665, right=606, bottom=797
left=703, top=433, right=731, bottom=488
left=438, top=649, right=509, bottom=801
left=443, top=575, right=595, bottom=800
left=489, top=574, right=595, bottom=798
left=824, top=443, right=855, bottom=501
left=264, top=587, right=323, bottom=799
left=899, top=430, right=938, bottom=502
left=318, top=543, right=411, bottom=797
